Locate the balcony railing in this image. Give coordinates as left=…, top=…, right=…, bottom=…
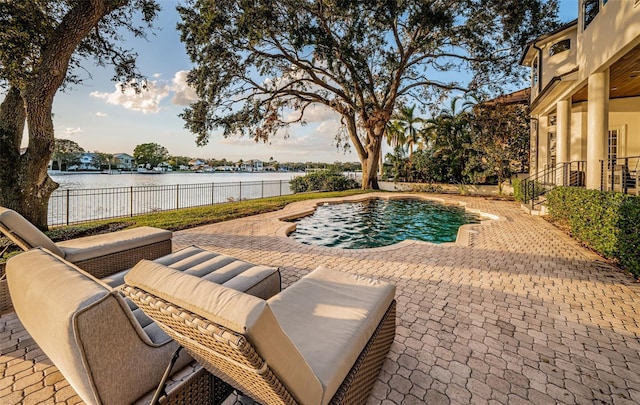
left=600, top=156, right=640, bottom=195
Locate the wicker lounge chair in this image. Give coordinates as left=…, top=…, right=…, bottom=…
left=124, top=261, right=397, bottom=405
left=6, top=246, right=282, bottom=404
left=0, top=206, right=172, bottom=277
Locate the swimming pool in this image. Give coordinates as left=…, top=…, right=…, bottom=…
left=288, top=198, right=481, bottom=249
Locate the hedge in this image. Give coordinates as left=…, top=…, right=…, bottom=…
left=546, top=187, right=640, bottom=278
left=290, top=171, right=359, bottom=193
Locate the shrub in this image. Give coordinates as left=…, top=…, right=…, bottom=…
left=290, top=171, right=359, bottom=193
left=546, top=187, right=640, bottom=278
left=512, top=178, right=523, bottom=202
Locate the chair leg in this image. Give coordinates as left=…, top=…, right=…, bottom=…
left=151, top=346, right=183, bottom=405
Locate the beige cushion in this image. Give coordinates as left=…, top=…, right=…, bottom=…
left=268, top=266, right=396, bottom=405
left=125, top=261, right=324, bottom=405
left=57, top=226, right=171, bottom=263
left=222, top=266, right=281, bottom=300
left=6, top=248, right=190, bottom=405
left=0, top=207, right=64, bottom=257
left=102, top=246, right=281, bottom=300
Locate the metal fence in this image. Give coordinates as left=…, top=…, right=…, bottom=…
left=48, top=180, right=293, bottom=227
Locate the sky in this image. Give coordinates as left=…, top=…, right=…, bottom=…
left=17, top=0, right=579, bottom=164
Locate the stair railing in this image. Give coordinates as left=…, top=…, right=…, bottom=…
left=521, top=161, right=586, bottom=209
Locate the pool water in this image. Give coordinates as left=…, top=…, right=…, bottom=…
left=289, top=198, right=481, bottom=249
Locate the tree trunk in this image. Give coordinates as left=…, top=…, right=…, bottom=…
left=361, top=130, right=383, bottom=190
left=361, top=152, right=380, bottom=190
left=0, top=1, right=116, bottom=230
left=0, top=87, right=57, bottom=230
left=0, top=87, right=27, bottom=211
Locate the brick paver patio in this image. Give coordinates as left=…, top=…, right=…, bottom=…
left=2, top=193, right=639, bottom=404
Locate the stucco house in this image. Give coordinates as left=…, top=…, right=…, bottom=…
left=520, top=0, right=640, bottom=194
left=113, top=153, right=135, bottom=170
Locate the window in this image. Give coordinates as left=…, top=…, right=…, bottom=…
left=549, top=39, right=571, bottom=56
left=532, top=57, right=539, bottom=88
left=608, top=129, right=618, bottom=168
left=583, top=0, right=599, bottom=30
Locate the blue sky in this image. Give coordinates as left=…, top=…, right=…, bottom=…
left=20, top=0, right=578, bottom=163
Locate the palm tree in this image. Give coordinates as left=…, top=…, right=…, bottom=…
left=385, top=120, right=407, bottom=151
left=392, top=105, right=424, bottom=162
left=422, top=96, right=473, bottom=183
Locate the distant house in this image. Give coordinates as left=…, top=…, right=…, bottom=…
left=70, top=153, right=98, bottom=171
left=113, top=153, right=135, bottom=170
left=520, top=1, right=640, bottom=192
left=241, top=159, right=264, bottom=172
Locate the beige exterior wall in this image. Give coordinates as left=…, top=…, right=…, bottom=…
left=541, top=31, right=578, bottom=91
left=578, top=1, right=640, bottom=81
left=609, top=97, right=640, bottom=157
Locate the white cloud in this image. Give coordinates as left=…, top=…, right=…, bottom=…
left=63, top=127, right=82, bottom=136
left=285, top=104, right=338, bottom=124
left=171, top=70, right=198, bottom=106
left=90, top=81, right=170, bottom=114
left=152, top=73, right=162, bottom=78
left=89, top=71, right=199, bottom=113
left=96, top=112, right=108, bottom=117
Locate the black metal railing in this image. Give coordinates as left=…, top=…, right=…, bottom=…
left=521, top=161, right=586, bottom=208
left=47, top=180, right=293, bottom=227
left=600, top=156, right=640, bottom=195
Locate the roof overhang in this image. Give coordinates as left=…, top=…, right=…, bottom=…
left=529, top=67, right=579, bottom=114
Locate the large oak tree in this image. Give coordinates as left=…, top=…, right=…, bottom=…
left=177, top=0, right=559, bottom=189
left=0, top=0, right=159, bottom=229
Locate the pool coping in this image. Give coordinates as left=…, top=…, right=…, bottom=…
left=274, top=192, right=503, bottom=251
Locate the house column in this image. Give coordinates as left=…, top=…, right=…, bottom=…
left=556, top=99, right=571, bottom=164
left=586, top=70, right=609, bottom=189
left=537, top=115, right=549, bottom=174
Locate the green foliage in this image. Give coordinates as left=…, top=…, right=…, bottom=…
left=410, top=184, right=443, bottom=193
left=512, top=178, right=523, bottom=202
left=468, top=103, right=530, bottom=184
left=546, top=187, right=640, bottom=278
left=290, top=171, right=359, bottom=193
left=133, top=143, right=170, bottom=167
left=387, top=96, right=530, bottom=185
left=0, top=0, right=160, bottom=90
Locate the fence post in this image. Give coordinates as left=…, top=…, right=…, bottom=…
left=610, top=158, right=615, bottom=192
left=176, top=184, right=180, bottom=210
left=239, top=182, right=242, bottom=201
left=211, top=183, right=215, bottom=205
left=66, top=189, right=70, bottom=226
left=624, top=157, right=629, bottom=194
left=261, top=181, right=264, bottom=198
left=280, top=180, right=283, bottom=196
left=130, top=186, right=133, bottom=217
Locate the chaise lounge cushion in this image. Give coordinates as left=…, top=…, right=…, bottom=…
left=0, top=207, right=64, bottom=257
left=56, top=226, right=171, bottom=263
left=102, top=245, right=281, bottom=299
left=268, top=266, right=396, bottom=405
left=125, top=260, right=324, bottom=405
left=125, top=262, right=396, bottom=405
left=6, top=248, right=189, bottom=405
